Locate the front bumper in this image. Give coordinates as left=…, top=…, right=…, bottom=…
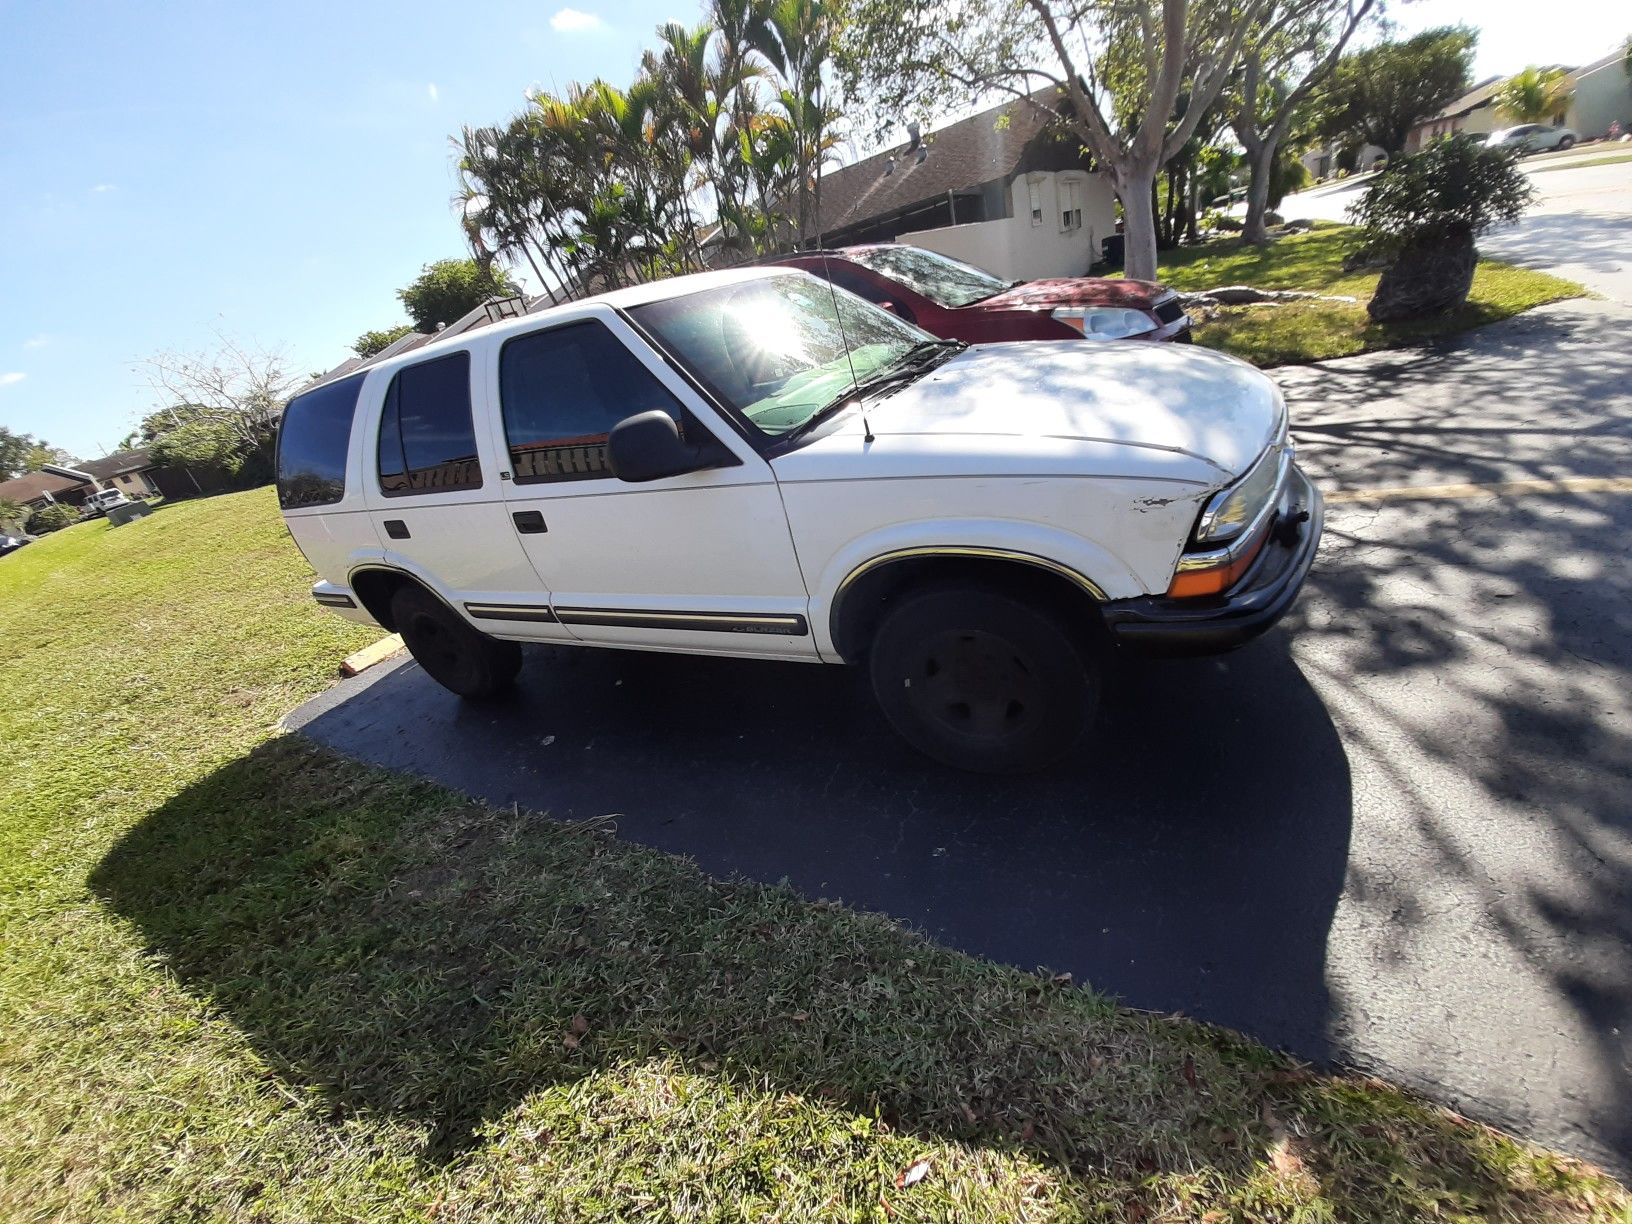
left=1102, top=464, right=1323, bottom=656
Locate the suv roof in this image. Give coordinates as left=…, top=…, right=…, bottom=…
left=336, top=265, right=805, bottom=388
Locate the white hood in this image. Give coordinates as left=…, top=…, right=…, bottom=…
left=835, top=340, right=1284, bottom=480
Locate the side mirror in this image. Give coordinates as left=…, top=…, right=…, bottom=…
left=607, top=410, right=707, bottom=483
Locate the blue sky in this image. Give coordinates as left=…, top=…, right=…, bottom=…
left=0, top=0, right=1618, bottom=458
left=0, top=0, right=685, bottom=457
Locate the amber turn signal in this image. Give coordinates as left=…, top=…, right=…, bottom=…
left=1166, top=532, right=1267, bottom=598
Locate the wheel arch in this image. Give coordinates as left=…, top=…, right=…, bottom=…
left=347, top=564, right=452, bottom=633
left=827, top=547, right=1112, bottom=664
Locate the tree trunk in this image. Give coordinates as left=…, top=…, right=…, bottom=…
left=1368, top=229, right=1477, bottom=321
left=1119, top=167, right=1160, bottom=282
left=1242, top=141, right=1275, bottom=245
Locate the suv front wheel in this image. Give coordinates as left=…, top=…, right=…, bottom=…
left=391, top=584, right=522, bottom=700
left=868, top=584, right=1100, bottom=773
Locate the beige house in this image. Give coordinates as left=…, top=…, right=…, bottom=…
left=79, top=449, right=161, bottom=499
left=0, top=449, right=160, bottom=530
left=804, top=95, right=1118, bottom=281
left=1406, top=77, right=1506, bottom=151
left=1408, top=48, right=1632, bottom=150
left=1565, top=47, right=1632, bottom=139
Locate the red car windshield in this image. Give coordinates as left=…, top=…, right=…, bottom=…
left=845, top=246, right=1013, bottom=309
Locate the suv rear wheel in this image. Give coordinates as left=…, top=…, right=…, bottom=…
left=391, top=584, right=522, bottom=700
left=868, top=584, right=1099, bottom=773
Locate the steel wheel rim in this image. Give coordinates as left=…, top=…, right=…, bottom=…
left=909, top=628, right=1042, bottom=743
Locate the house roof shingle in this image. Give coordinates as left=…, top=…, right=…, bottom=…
left=1416, top=76, right=1503, bottom=126
left=79, top=448, right=153, bottom=480
left=0, top=470, right=87, bottom=503
left=811, top=92, right=1094, bottom=239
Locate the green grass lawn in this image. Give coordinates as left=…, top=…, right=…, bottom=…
left=1529, top=151, right=1632, bottom=173
left=1157, top=225, right=1586, bottom=367
left=3, top=489, right=1628, bottom=1220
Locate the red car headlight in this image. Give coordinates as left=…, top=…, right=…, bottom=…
left=1050, top=306, right=1158, bottom=339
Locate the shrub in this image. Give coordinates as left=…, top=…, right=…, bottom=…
left=1201, top=211, right=1243, bottom=232
left=1347, top=138, right=1535, bottom=255
left=26, top=502, right=78, bottom=534
left=1268, top=155, right=1311, bottom=208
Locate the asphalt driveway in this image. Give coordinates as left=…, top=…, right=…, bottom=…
left=289, top=300, right=1632, bottom=1177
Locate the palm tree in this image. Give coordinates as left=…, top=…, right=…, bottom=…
left=449, top=1, right=844, bottom=288
left=751, top=0, right=840, bottom=245
left=1495, top=66, right=1574, bottom=125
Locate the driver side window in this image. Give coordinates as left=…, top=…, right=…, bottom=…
left=827, top=264, right=917, bottom=325
left=499, top=321, right=685, bottom=484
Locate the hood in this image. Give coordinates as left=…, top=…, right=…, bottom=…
left=802, top=341, right=1283, bottom=480
left=972, top=276, right=1168, bottom=312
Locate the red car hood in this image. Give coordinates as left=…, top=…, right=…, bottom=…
left=971, top=276, right=1168, bottom=311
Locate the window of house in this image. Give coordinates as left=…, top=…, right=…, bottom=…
left=276, top=371, right=366, bottom=509
left=1028, top=177, right=1043, bottom=225
left=1060, top=179, right=1083, bottom=231
left=498, top=321, right=685, bottom=483
left=376, top=351, right=482, bottom=496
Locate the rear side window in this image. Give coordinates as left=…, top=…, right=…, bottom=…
left=377, top=351, right=482, bottom=495
left=277, top=373, right=366, bottom=509
left=499, top=321, right=684, bottom=483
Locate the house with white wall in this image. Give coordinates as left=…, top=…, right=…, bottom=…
left=805, top=94, right=1117, bottom=281
left=1565, top=47, right=1632, bottom=138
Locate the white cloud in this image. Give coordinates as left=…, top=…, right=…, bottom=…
left=427, top=82, right=440, bottom=103
left=550, top=7, right=603, bottom=32
left=0, top=372, right=25, bottom=388
left=23, top=335, right=50, bottom=350
left=90, top=183, right=115, bottom=193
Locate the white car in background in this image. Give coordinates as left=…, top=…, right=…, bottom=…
left=1485, top=124, right=1579, bottom=154
left=278, top=266, right=1321, bottom=772
left=84, top=488, right=131, bottom=516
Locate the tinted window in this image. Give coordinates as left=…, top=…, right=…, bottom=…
left=277, top=373, right=365, bottom=509
left=499, top=321, right=685, bottom=483
left=377, top=352, right=482, bottom=496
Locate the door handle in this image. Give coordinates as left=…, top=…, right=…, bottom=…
left=383, top=519, right=410, bottom=540
left=512, top=510, right=547, bottom=534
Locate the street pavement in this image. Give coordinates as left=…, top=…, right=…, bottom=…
left=1279, top=157, right=1632, bottom=302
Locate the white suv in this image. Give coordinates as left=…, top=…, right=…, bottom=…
left=85, top=488, right=131, bottom=515
left=278, top=267, right=1320, bottom=772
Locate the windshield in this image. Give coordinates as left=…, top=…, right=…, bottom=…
left=629, top=273, right=937, bottom=437
left=845, top=246, right=1012, bottom=308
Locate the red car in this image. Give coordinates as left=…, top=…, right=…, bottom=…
left=770, top=244, right=1191, bottom=344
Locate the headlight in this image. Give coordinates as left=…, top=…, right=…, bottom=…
left=1193, top=443, right=1286, bottom=546
left=1051, top=306, right=1158, bottom=340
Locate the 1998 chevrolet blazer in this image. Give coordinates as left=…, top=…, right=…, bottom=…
left=278, top=266, right=1321, bottom=772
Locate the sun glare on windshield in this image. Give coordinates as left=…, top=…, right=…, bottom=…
left=633, top=274, right=930, bottom=437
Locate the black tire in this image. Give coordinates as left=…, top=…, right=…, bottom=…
left=390, top=584, right=522, bottom=700
left=1558, top=135, right=1575, bottom=150
left=868, top=584, right=1099, bottom=773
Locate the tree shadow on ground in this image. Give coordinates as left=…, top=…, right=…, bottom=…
left=94, top=632, right=1355, bottom=1174
left=1276, top=299, right=1632, bottom=493
left=1291, top=485, right=1632, bottom=1174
